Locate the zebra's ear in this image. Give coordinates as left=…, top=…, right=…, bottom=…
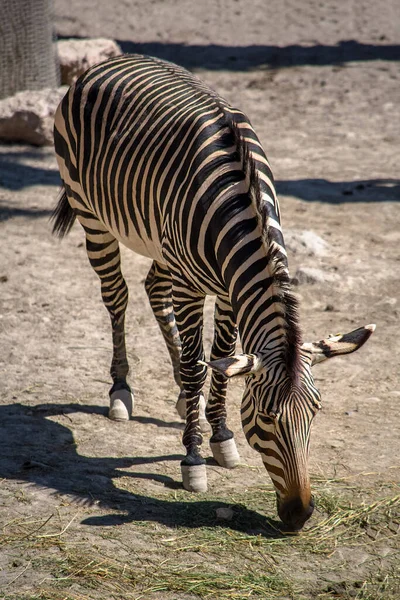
left=301, top=324, right=376, bottom=366
left=199, top=354, right=263, bottom=378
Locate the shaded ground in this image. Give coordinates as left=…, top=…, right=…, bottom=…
left=0, top=1, right=399, bottom=598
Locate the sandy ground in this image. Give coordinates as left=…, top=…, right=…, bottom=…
left=0, top=1, right=399, bottom=598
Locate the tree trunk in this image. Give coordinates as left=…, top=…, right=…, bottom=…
left=0, top=0, right=59, bottom=99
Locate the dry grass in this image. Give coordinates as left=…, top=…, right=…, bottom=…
left=1, top=474, right=399, bottom=600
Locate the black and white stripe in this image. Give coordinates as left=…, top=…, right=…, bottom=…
left=53, top=54, right=332, bottom=528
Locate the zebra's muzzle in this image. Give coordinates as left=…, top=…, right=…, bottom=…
left=277, top=495, right=315, bottom=531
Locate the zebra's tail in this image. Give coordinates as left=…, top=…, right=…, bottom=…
left=51, top=188, right=76, bottom=238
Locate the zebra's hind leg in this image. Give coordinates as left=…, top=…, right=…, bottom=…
left=172, top=286, right=208, bottom=492
left=82, top=219, right=133, bottom=421
left=145, top=261, right=208, bottom=431
left=207, top=296, right=240, bottom=469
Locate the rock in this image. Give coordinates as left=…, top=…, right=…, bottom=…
left=293, top=266, right=340, bottom=285
left=57, top=38, right=122, bottom=85
left=0, top=87, right=68, bottom=145
left=284, top=229, right=329, bottom=256
left=215, top=507, right=234, bottom=520
left=324, top=304, right=335, bottom=312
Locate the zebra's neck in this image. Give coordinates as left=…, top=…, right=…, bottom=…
left=230, top=248, right=291, bottom=356
left=218, top=176, right=300, bottom=376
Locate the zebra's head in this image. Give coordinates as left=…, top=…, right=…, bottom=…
left=206, top=324, right=375, bottom=530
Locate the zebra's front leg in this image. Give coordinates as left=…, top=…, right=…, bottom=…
left=173, top=288, right=208, bottom=492
left=84, top=225, right=133, bottom=421
left=145, top=261, right=208, bottom=431
left=207, top=296, right=240, bottom=468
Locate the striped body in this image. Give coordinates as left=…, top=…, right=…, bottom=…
left=53, top=54, right=374, bottom=529
left=55, top=55, right=284, bottom=310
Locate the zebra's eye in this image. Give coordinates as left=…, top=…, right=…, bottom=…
left=258, top=414, right=275, bottom=426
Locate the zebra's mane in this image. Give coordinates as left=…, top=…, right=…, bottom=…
left=225, top=114, right=302, bottom=384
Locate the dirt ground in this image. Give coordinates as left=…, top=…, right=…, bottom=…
left=0, top=1, right=399, bottom=598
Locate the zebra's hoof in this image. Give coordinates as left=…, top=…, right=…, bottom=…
left=210, top=438, right=240, bottom=469
left=181, top=464, right=208, bottom=492
left=109, top=389, right=134, bottom=421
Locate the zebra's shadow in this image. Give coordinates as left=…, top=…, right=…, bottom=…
left=0, top=401, right=284, bottom=538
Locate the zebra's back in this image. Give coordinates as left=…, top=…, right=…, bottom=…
left=54, top=54, right=278, bottom=293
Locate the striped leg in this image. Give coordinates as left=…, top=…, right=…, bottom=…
left=145, top=261, right=208, bottom=430
left=82, top=218, right=133, bottom=421
left=207, top=296, right=240, bottom=468
left=172, top=285, right=208, bottom=492
left=144, top=261, right=182, bottom=388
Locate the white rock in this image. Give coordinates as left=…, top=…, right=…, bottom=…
left=0, top=87, right=67, bottom=146
left=285, top=229, right=329, bottom=257
left=57, top=38, right=122, bottom=85
left=293, top=266, right=339, bottom=285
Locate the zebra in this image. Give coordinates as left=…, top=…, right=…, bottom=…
left=52, top=54, right=375, bottom=530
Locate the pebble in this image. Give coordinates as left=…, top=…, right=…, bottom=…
left=387, top=391, right=400, bottom=397
left=215, top=507, right=234, bottom=521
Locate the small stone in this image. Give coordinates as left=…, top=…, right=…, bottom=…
left=365, top=397, right=381, bottom=402
left=0, top=275, right=8, bottom=283
left=387, top=391, right=400, bottom=397
left=324, top=304, right=335, bottom=312
left=216, top=507, right=234, bottom=520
